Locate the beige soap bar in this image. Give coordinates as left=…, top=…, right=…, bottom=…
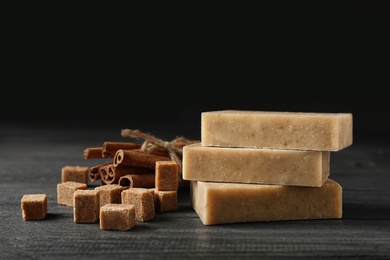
left=202, top=110, right=353, bottom=151
left=191, top=179, right=342, bottom=225
left=183, top=143, right=329, bottom=187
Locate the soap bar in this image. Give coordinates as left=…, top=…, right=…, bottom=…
left=201, top=110, right=353, bottom=151
left=183, top=143, right=329, bottom=187
left=191, top=179, right=342, bottom=225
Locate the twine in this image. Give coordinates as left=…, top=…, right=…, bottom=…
left=121, top=129, right=198, bottom=175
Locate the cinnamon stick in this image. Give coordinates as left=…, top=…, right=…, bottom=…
left=113, top=149, right=171, bottom=169
left=89, top=162, right=112, bottom=182
left=84, top=147, right=104, bottom=159
left=102, top=142, right=141, bottom=158
left=118, top=173, right=156, bottom=188
left=99, top=164, right=155, bottom=185
left=99, top=164, right=119, bottom=185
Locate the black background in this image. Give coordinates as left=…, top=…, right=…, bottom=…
left=2, top=1, right=389, bottom=140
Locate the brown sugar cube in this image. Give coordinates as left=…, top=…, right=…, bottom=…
left=95, top=184, right=127, bottom=207
left=155, top=161, right=178, bottom=191
left=61, top=166, right=89, bottom=184
left=100, top=204, right=135, bottom=231
left=21, top=194, right=47, bottom=221
left=57, top=181, right=87, bottom=207
left=73, top=189, right=100, bottom=223
left=154, top=190, right=178, bottom=212
left=121, top=188, right=155, bottom=222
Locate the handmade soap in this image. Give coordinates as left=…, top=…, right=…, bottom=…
left=191, top=179, right=342, bottom=225
left=201, top=110, right=353, bottom=151
left=183, top=143, right=329, bottom=187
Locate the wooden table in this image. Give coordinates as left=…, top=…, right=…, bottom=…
left=1, top=122, right=389, bottom=259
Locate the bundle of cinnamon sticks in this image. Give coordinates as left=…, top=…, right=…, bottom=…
left=84, top=129, right=199, bottom=189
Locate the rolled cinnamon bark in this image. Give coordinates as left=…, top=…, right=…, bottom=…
left=99, top=164, right=118, bottom=185
left=113, top=149, right=171, bottom=169
left=89, top=162, right=111, bottom=182
left=84, top=147, right=104, bottom=159
left=100, top=164, right=155, bottom=185
left=118, top=173, right=156, bottom=188
left=102, top=142, right=142, bottom=158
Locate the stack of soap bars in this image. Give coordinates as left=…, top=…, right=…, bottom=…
left=182, top=110, right=353, bottom=225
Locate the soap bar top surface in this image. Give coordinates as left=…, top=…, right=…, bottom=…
left=201, top=110, right=353, bottom=151
left=183, top=143, right=329, bottom=187
left=191, top=179, right=342, bottom=225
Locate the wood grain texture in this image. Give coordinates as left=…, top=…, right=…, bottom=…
left=0, top=123, right=389, bottom=259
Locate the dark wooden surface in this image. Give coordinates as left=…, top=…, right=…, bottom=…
left=1, top=122, right=389, bottom=259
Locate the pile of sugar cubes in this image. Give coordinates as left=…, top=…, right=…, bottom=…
left=21, top=160, right=180, bottom=231
left=183, top=110, right=353, bottom=225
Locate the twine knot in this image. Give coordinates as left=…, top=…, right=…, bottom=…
left=121, top=129, right=198, bottom=175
